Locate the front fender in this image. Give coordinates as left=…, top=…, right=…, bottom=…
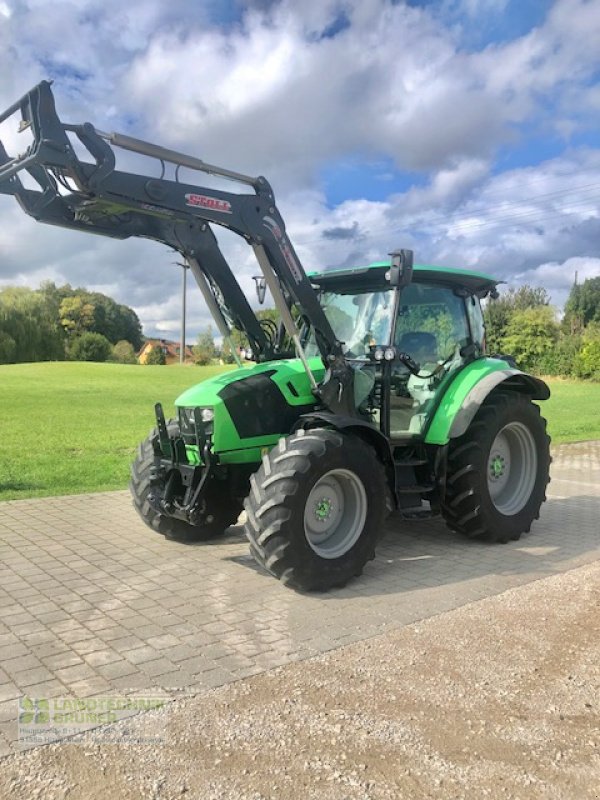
left=296, top=411, right=397, bottom=499
left=425, top=359, right=550, bottom=445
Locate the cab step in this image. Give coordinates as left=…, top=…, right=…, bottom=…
left=396, top=483, right=435, bottom=495
left=393, top=457, right=429, bottom=467
left=400, top=506, right=440, bottom=521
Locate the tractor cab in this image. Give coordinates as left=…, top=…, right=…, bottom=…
left=307, top=262, right=498, bottom=440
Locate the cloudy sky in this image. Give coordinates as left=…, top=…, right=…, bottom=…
left=0, top=0, right=599, bottom=341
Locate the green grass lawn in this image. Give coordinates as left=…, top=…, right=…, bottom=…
left=540, top=377, right=600, bottom=444
left=0, top=362, right=231, bottom=502
left=0, top=363, right=598, bottom=501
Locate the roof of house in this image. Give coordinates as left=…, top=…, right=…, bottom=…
left=139, top=339, right=194, bottom=358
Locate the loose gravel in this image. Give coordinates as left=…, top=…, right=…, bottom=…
left=1, top=561, right=598, bottom=800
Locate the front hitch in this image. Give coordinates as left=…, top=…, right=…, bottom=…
left=148, top=403, right=215, bottom=524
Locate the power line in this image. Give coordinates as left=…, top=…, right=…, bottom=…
left=294, top=185, right=600, bottom=248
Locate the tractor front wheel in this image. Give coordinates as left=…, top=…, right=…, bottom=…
left=441, top=391, right=551, bottom=543
left=244, top=428, right=387, bottom=591
left=130, top=423, right=242, bottom=542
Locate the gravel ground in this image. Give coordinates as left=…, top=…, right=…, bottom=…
left=1, top=561, right=599, bottom=800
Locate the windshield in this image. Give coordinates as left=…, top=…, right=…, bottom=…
left=305, top=288, right=394, bottom=358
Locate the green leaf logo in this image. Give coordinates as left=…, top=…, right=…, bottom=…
left=18, top=697, right=49, bottom=724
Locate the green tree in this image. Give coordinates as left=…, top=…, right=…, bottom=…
left=193, top=326, right=217, bottom=366
left=69, top=332, right=112, bottom=362
left=56, top=287, right=142, bottom=349
left=0, top=286, right=65, bottom=362
left=227, top=308, right=282, bottom=356
left=537, top=333, right=582, bottom=377
left=484, top=285, right=551, bottom=354
left=0, top=331, right=16, bottom=363
left=573, top=323, right=600, bottom=380
left=145, top=345, right=166, bottom=365
left=60, top=295, right=96, bottom=336
left=219, top=340, right=237, bottom=364
left=0, top=282, right=142, bottom=364
left=500, top=306, right=559, bottom=373
left=563, top=277, right=600, bottom=334
left=111, top=340, right=138, bottom=364
left=86, top=292, right=143, bottom=349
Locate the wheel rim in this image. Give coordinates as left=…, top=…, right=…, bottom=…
left=303, top=468, right=368, bottom=559
left=487, top=421, right=538, bottom=515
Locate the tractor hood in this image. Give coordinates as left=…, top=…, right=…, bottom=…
left=175, top=357, right=325, bottom=462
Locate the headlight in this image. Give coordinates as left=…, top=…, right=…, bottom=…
left=179, top=407, right=214, bottom=438
left=200, top=408, right=214, bottom=423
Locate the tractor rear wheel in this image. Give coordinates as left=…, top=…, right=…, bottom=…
left=244, top=428, right=387, bottom=591
left=130, top=423, right=242, bottom=542
left=441, top=391, right=551, bottom=543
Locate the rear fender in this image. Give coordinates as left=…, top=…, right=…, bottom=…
left=425, top=359, right=550, bottom=445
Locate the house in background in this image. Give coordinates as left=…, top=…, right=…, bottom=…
left=138, top=339, right=194, bottom=365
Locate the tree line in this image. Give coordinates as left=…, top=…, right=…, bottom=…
left=2, top=276, right=599, bottom=378
left=484, top=277, right=600, bottom=380
left=0, top=282, right=142, bottom=364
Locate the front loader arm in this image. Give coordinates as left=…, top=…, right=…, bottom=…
left=0, top=81, right=346, bottom=375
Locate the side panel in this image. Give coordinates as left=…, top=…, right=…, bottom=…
left=424, top=358, right=549, bottom=445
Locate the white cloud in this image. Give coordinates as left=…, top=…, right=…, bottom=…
left=0, top=0, right=599, bottom=340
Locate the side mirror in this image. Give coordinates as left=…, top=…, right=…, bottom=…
left=387, top=249, right=413, bottom=288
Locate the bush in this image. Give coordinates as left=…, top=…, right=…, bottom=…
left=220, top=342, right=237, bottom=364
left=69, top=332, right=112, bottom=362
left=112, top=340, right=138, bottom=364
left=500, top=306, right=559, bottom=373
left=537, top=334, right=582, bottom=377
left=145, top=345, right=166, bottom=365
left=193, top=348, right=213, bottom=366
left=574, top=325, right=600, bottom=380
left=193, top=326, right=216, bottom=366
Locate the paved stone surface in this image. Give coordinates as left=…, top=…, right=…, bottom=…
left=0, top=441, right=598, bottom=755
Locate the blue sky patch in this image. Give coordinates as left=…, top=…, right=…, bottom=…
left=319, top=156, right=426, bottom=206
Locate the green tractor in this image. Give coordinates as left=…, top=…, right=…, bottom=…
left=0, top=82, right=551, bottom=591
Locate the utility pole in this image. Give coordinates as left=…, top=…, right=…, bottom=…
left=180, top=262, right=188, bottom=364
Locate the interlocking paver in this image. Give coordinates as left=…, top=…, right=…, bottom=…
left=123, top=646, right=161, bottom=665
left=41, top=652, right=84, bottom=670
left=68, top=677, right=113, bottom=697
left=70, top=639, right=108, bottom=656
left=109, top=636, right=147, bottom=654
left=146, top=634, right=182, bottom=651
left=0, top=684, right=20, bottom=703
left=94, top=659, right=138, bottom=680
left=2, top=655, right=42, bottom=676
left=82, top=649, right=123, bottom=668
left=0, top=442, right=598, bottom=753
left=54, top=664, right=98, bottom=684
left=137, top=658, right=178, bottom=678
left=12, top=666, right=55, bottom=688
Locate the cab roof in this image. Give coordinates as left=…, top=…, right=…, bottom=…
left=308, top=261, right=500, bottom=295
